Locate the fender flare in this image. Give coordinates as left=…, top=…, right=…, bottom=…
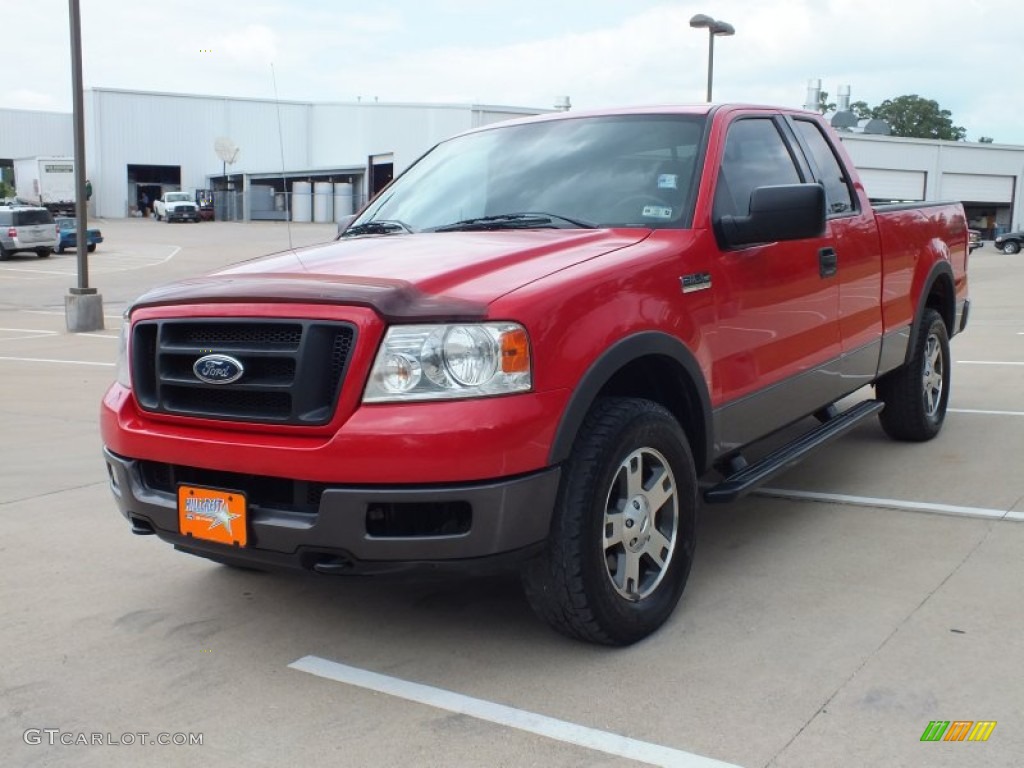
left=907, top=259, right=955, bottom=361
left=547, top=331, right=713, bottom=472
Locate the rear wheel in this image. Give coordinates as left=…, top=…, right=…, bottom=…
left=87, top=243, right=96, bottom=253
left=0, top=245, right=9, bottom=261
left=56, top=243, right=65, bottom=254
left=522, top=397, right=697, bottom=645
left=876, top=308, right=950, bottom=441
left=36, top=248, right=51, bottom=258
left=1003, top=241, right=1020, bottom=254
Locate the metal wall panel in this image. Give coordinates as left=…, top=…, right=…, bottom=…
left=0, top=108, right=72, bottom=160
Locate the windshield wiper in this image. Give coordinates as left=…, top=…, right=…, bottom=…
left=431, top=212, right=598, bottom=232
left=341, top=219, right=414, bottom=237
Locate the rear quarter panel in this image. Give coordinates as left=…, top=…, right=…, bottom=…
left=873, top=202, right=969, bottom=334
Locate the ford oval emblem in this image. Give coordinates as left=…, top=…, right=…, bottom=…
left=193, top=354, right=245, bottom=385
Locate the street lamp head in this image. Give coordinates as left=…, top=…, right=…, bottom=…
left=712, top=21, right=735, bottom=36
left=689, top=13, right=715, bottom=28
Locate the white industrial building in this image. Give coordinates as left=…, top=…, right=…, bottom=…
left=2, top=88, right=1022, bottom=235
left=840, top=134, right=1024, bottom=239
left=2, top=89, right=545, bottom=222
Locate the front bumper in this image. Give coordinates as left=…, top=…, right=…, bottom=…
left=167, top=209, right=199, bottom=221
left=103, top=448, right=559, bottom=574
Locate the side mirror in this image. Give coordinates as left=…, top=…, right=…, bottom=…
left=716, top=183, right=826, bottom=248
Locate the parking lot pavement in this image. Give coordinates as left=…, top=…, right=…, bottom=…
left=1, top=226, right=1022, bottom=767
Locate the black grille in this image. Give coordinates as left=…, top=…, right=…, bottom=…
left=139, top=461, right=325, bottom=515
left=132, top=319, right=356, bottom=425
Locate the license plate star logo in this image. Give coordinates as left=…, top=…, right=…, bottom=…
left=205, top=506, right=240, bottom=536
left=184, top=497, right=240, bottom=536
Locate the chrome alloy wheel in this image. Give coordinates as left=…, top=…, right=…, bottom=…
left=602, top=447, right=679, bottom=601
left=922, top=332, right=944, bottom=419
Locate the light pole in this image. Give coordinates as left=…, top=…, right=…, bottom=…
left=689, top=13, right=734, bottom=103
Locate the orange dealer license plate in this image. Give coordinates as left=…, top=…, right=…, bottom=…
left=178, top=485, right=248, bottom=547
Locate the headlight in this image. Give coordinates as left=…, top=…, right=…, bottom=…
left=364, top=323, right=531, bottom=402
left=115, top=312, right=131, bottom=389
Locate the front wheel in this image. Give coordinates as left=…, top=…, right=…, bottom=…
left=1003, top=241, right=1020, bottom=255
left=522, top=398, right=697, bottom=646
left=876, top=308, right=950, bottom=441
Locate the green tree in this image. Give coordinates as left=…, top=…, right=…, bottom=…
left=817, top=91, right=837, bottom=114
left=869, top=95, right=966, bottom=141
left=849, top=100, right=873, bottom=119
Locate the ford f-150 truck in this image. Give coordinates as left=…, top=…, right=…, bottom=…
left=101, top=105, right=969, bottom=645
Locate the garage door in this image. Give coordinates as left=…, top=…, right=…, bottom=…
left=940, top=173, right=1015, bottom=203
left=858, top=169, right=926, bottom=201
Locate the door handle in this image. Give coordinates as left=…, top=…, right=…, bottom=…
left=819, top=247, right=837, bottom=278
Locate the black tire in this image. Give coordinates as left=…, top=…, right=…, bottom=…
left=56, top=243, right=65, bottom=254
left=154, top=212, right=161, bottom=221
left=1003, top=241, right=1020, bottom=255
left=0, top=245, right=9, bottom=261
left=87, top=243, right=96, bottom=253
left=37, top=248, right=51, bottom=258
left=521, top=397, right=697, bottom=646
left=876, top=308, right=950, bottom=441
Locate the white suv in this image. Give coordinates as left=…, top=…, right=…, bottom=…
left=0, top=205, right=58, bottom=259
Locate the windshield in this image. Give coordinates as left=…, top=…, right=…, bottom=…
left=352, top=114, right=707, bottom=232
left=166, top=193, right=191, bottom=202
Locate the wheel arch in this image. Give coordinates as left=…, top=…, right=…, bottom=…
left=547, top=332, right=713, bottom=474
left=908, top=260, right=956, bottom=356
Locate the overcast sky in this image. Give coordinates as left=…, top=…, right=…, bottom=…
left=7, top=0, right=1023, bottom=144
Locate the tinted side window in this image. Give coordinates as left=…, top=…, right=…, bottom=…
left=14, top=209, right=54, bottom=225
left=0, top=211, right=11, bottom=226
left=714, top=118, right=802, bottom=218
left=794, top=120, right=854, bottom=215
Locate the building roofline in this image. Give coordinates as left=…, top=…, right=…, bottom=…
left=86, top=87, right=547, bottom=115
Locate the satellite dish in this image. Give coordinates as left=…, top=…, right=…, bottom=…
left=214, top=137, right=240, bottom=165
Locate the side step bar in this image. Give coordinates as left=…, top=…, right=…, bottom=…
left=703, top=400, right=884, bottom=504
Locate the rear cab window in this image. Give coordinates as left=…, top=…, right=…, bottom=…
left=791, top=119, right=857, bottom=216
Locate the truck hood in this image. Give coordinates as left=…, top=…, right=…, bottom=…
left=132, top=230, right=651, bottom=320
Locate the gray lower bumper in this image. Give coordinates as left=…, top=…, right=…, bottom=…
left=103, top=449, right=559, bottom=574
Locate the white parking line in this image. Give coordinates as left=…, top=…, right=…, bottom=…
left=0, top=356, right=114, bottom=367
left=289, top=656, right=744, bottom=768
left=957, top=360, right=1024, bottom=366
left=757, top=488, right=1023, bottom=522
left=21, top=310, right=125, bottom=321
left=949, top=408, right=1024, bottom=417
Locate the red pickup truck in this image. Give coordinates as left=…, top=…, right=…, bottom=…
left=101, top=105, right=969, bottom=645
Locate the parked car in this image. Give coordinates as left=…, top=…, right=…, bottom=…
left=993, top=230, right=1023, bottom=254
left=0, top=204, right=57, bottom=259
left=968, top=229, right=982, bottom=253
left=154, top=192, right=200, bottom=223
left=54, top=216, right=103, bottom=253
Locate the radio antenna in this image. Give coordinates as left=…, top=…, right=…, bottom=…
left=270, top=62, right=293, bottom=252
